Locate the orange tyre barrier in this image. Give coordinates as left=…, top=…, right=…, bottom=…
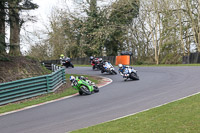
left=116, top=55, right=130, bottom=65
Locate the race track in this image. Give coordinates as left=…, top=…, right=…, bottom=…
left=0, top=66, right=200, bottom=133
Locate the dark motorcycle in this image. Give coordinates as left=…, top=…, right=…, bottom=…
left=91, top=58, right=104, bottom=70
left=91, top=58, right=100, bottom=70
left=62, top=57, right=74, bottom=68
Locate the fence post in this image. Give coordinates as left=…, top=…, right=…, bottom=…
left=51, top=64, right=53, bottom=72
left=54, top=65, right=56, bottom=71
left=62, top=69, right=66, bottom=83
left=46, top=76, right=50, bottom=92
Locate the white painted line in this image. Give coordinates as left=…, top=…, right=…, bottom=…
left=0, top=76, right=113, bottom=117
left=97, top=76, right=113, bottom=88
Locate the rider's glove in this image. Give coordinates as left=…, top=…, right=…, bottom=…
left=119, top=72, right=123, bottom=76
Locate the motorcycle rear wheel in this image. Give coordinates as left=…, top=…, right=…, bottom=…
left=79, top=91, right=83, bottom=95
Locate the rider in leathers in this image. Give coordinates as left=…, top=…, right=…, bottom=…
left=118, top=64, right=126, bottom=76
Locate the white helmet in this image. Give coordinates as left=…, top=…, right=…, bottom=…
left=118, top=64, right=123, bottom=68
left=90, top=56, right=94, bottom=60
left=70, top=76, right=75, bottom=81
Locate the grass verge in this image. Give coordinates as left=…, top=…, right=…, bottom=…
left=71, top=93, right=200, bottom=133
left=0, top=74, right=99, bottom=114
left=74, top=64, right=91, bottom=67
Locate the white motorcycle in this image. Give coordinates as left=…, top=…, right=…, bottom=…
left=101, top=62, right=117, bottom=75
left=120, top=66, right=139, bottom=81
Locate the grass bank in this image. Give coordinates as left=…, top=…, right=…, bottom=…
left=72, top=93, right=200, bottom=133
left=0, top=74, right=98, bottom=114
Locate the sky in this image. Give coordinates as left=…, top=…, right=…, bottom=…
left=26, top=0, right=113, bottom=32
left=27, top=0, right=68, bottom=32
left=19, top=0, right=114, bottom=54
left=20, top=0, right=74, bottom=54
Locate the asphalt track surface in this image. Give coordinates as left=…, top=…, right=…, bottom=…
left=1, top=66, right=200, bottom=133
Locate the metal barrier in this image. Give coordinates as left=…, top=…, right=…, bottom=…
left=42, top=56, right=117, bottom=65
left=42, top=62, right=62, bottom=72
left=183, top=52, right=200, bottom=64
left=0, top=68, right=66, bottom=105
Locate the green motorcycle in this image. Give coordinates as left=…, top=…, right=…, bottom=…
left=70, top=76, right=99, bottom=95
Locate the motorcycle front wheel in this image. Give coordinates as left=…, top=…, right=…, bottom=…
left=93, top=86, right=99, bottom=93
left=80, top=86, right=92, bottom=95
left=70, top=63, right=74, bottom=68
left=92, top=65, right=95, bottom=70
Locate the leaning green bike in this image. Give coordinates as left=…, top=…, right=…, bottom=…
left=70, top=76, right=99, bottom=95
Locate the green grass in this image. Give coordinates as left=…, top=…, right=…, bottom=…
left=0, top=74, right=99, bottom=114
left=71, top=93, right=200, bottom=133
left=74, top=64, right=91, bottom=67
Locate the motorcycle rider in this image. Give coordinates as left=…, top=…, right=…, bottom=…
left=79, top=76, right=87, bottom=81
left=60, top=54, right=65, bottom=65
left=71, top=75, right=88, bottom=82
left=98, top=58, right=103, bottom=70
left=101, top=60, right=107, bottom=73
left=60, top=54, right=65, bottom=59
left=70, top=76, right=76, bottom=86
left=98, top=58, right=103, bottom=62
left=90, top=56, right=94, bottom=63
left=118, top=64, right=126, bottom=76
left=118, top=64, right=130, bottom=80
left=118, top=64, right=138, bottom=80
left=71, top=75, right=95, bottom=87
left=63, top=56, right=74, bottom=68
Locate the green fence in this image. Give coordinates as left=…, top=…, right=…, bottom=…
left=0, top=68, right=66, bottom=106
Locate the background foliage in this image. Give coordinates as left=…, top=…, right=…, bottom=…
left=1, top=0, right=200, bottom=64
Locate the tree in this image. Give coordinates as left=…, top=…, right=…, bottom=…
left=0, top=0, right=38, bottom=56
left=28, top=0, right=140, bottom=59
left=8, top=0, right=21, bottom=56
left=8, top=0, right=38, bottom=56
left=104, top=0, right=140, bottom=56
left=184, top=0, right=200, bottom=52
left=0, top=1, right=6, bottom=55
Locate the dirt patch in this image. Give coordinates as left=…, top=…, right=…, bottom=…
left=0, top=56, right=50, bottom=83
